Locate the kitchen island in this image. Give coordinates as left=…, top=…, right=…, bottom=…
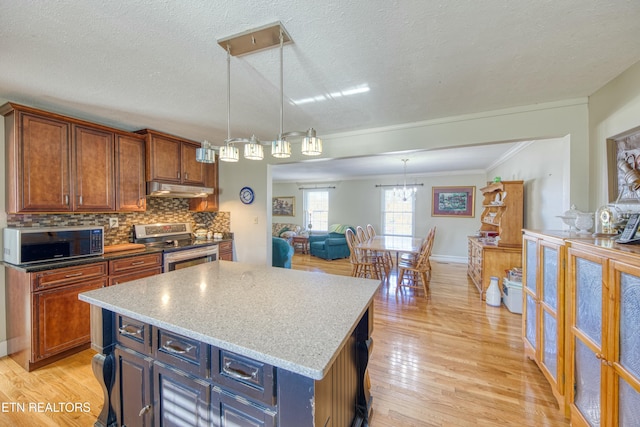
left=79, top=260, right=380, bottom=426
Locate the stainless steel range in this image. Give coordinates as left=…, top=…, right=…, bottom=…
left=133, top=223, right=218, bottom=272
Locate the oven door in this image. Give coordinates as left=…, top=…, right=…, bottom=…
left=163, top=245, right=219, bottom=272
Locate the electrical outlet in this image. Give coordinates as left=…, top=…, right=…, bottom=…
left=109, top=218, right=119, bottom=229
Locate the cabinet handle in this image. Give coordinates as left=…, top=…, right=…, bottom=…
left=138, top=405, right=151, bottom=417
left=131, top=261, right=145, bottom=266
left=223, top=360, right=259, bottom=381
left=162, top=340, right=194, bottom=354
left=203, top=199, right=208, bottom=210
left=64, top=272, right=84, bottom=278
left=137, top=198, right=143, bottom=208
left=177, top=171, right=180, bottom=179
left=64, top=194, right=69, bottom=205
left=118, top=325, right=143, bottom=336
left=78, top=195, right=83, bottom=205
left=184, top=172, right=188, bottom=180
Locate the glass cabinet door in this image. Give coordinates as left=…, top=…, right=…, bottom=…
left=523, top=237, right=539, bottom=353
left=570, top=251, right=605, bottom=427
left=541, top=243, right=561, bottom=383
left=611, top=262, right=640, bottom=427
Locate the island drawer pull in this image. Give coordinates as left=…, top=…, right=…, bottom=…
left=118, top=325, right=143, bottom=336
left=223, top=360, right=259, bottom=381
left=138, top=404, right=151, bottom=417
left=162, top=340, right=194, bottom=354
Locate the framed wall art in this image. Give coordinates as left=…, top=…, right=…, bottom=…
left=431, top=186, right=475, bottom=217
left=272, top=196, right=295, bottom=216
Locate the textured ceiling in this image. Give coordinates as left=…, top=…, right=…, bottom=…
left=1, top=1, right=639, bottom=181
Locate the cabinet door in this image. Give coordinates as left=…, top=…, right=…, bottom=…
left=18, top=112, right=72, bottom=212
left=181, top=142, right=206, bottom=186
left=568, top=249, right=607, bottom=427
left=34, top=278, right=106, bottom=360
left=540, top=241, right=563, bottom=390
left=189, top=158, right=219, bottom=212
left=73, top=125, right=115, bottom=211
left=148, top=134, right=181, bottom=183
left=154, top=363, right=210, bottom=426
left=115, top=347, right=154, bottom=427
left=116, top=134, right=146, bottom=211
left=609, top=261, right=640, bottom=427
left=212, top=389, right=276, bottom=427
left=523, top=236, right=539, bottom=355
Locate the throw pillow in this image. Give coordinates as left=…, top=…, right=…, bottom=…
left=280, top=230, right=296, bottom=239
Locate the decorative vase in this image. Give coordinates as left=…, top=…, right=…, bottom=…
left=486, top=277, right=501, bottom=307
left=575, top=212, right=594, bottom=234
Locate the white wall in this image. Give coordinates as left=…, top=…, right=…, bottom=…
left=487, top=137, right=570, bottom=230
left=589, top=60, right=640, bottom=209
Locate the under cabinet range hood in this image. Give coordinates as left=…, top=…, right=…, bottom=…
left=146, top=182, right=214, bottom=198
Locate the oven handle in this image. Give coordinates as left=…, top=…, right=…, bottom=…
left=163, top=246, right=219, bottom=263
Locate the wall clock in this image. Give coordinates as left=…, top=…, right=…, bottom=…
left=239, top=186, right=255, bottom=204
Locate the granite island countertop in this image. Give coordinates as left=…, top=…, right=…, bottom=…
left=79, top=261, right=380, bottom=380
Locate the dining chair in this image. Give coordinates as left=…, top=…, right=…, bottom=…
left=397, top=227, right=436, bottom=295
left=346, top=228, right=379, bottom=279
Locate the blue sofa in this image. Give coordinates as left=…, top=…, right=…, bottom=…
left=272, top=237, right=294, bottom=268
left=308, top=226, right=355, bottom=260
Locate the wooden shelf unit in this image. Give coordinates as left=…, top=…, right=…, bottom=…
left=478, top=180, right=524, bottom=247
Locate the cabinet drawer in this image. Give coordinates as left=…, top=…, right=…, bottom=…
left=213, top=349, right=276, bottom=406
left=218, top=241, right=232, bottom=252
left=154, top=329, right=209, bottom=378
left=109, top=266, right=162, bottom=286
left=213, top=388, right=276, bottom=427
left=116, top=314, right=151, bottom=355
left=33, top=262, right=107, bottom=291
left=109, top=253, right=162, bottom=275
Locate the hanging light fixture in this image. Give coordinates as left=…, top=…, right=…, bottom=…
left=394, top=159, right=417, bottom=201
left=196, top=140, right=215, bottom=163
left=272, top=26, right=323, bottom=158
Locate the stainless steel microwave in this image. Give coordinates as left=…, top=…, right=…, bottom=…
left=3, top=226, right=104, bottom=265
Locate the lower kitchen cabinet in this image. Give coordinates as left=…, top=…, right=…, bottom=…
left=218, top=240, right=233, bottom=261
left=108, top=252, right=162, bottom=286
left=567, top=240, right=640, bottom=426
left=114, top=346, right=154, bottom=427
left=154, top=363, right=211, bottom=426
left=5, top=262, right=108, bottom=371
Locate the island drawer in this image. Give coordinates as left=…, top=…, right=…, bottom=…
left=154, top=329, right=210, bottom=378
left=212, top=349, right=276, bottom=406
left=115, top=314, right=151, bottom=355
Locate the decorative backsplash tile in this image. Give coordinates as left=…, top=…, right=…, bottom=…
left=6, top=198, right=231, bottom=246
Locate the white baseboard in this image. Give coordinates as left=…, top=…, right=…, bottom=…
left=431, top=254, right=467, bottom=264
left=0, top=340, right=7, bottom=358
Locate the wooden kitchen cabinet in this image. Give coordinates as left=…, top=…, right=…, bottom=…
left=566, top=240, right=640, bottom=426
left=522, top=230, right=569, bottom=416
left=114, top=346, right=154, bottom=427
left=2, top=102, right=146, bottom=213
left=189, top=153, right=219, bottom=212
left=73, top=124, right=115, bottom=211
left=138, top=129, right=206, bottom=186
left=116, top=133, right=147, bottom=211
left=108, top=252, right=163, bottom=286
left=218, top=240, right=233, bottom=261
left=2, top=106, right=72, bottom=212
left=5, top=262, right=108, bottom=371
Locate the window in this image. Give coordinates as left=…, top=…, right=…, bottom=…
left=382, top=189, right=414, bottom=236
left=304, top=191, right=329, bottom=231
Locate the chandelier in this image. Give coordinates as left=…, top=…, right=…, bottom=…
left=197, top=22, right=323, bottom=163
left=374, top=158, right=423, bottom=200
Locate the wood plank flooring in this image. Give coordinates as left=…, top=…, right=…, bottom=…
left=0, top=254, right=569, bottom=426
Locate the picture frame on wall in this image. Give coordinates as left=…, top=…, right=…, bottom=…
left=431, top=186, right=475, bottom=217
left=272, top=196, right=295, bottom=216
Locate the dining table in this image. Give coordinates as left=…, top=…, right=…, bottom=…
left=356, top=235, right=424, bottom=275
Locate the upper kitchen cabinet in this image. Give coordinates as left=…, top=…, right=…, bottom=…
left=115, top=133, right=146, bottom=211
left=137, top=129, right=206, bottom=186
left=2, top=106, right=72, bottom=212
left=1, top=102, right=145, bottom=213
left=73, top=125, right=115, bottom=212
left=189, top=153, right=219, bottom=212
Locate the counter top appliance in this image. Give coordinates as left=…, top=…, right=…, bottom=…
left=3, top=225, right=104, bottom=265
left=133, top=222, right=219, bottom=272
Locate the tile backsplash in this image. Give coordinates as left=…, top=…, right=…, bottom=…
left=6, top=198, right=231, bottom=245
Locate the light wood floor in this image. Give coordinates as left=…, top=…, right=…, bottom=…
left=0, top=254, right=569, bottom=426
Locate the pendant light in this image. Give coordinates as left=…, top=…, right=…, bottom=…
left=271, top=26, right=322, bottom=158
left=218, top=46, right=240, bottom=162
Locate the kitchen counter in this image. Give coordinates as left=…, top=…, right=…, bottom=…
left=80, top=260, right=379, bottom=379
left=81, top=261, right=380, bottom=426
left=2, top=239, right=233, bottom=272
